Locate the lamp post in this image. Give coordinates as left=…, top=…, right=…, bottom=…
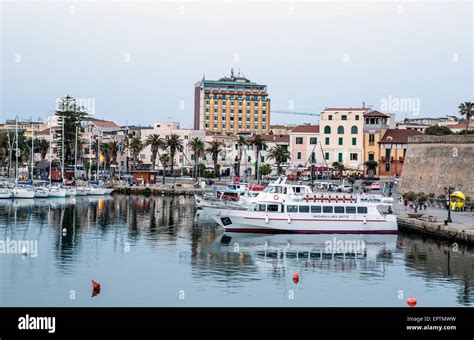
left=444, top=186, right=454, bottom=223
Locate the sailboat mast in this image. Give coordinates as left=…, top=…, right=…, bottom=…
left=49, top=117, right=52, bottom=185
left=88, top=122, right=92, bottom=181
left=61, top=116, right=65, bottom=183
left=15, top=116, right=18, bottom=184
left=96, top=132, right=100, bottom=181
left=31, top=121, right=34, bottom=181
left=74, top=125, right=78, bottom=179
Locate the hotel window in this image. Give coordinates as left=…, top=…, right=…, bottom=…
left=325, top=152, right=329, bottom=160
left=325, top=137, right=330, bottom=145
left=324, top=126, right=331, bottom=134
left=351, top=126, right=358, bottom=134
left=311, top=152, right=316, bottom=163
left=352, top=137, right=357, bottom=145
left=297, top=152, right=302, bottom=159
left=368, top=152, right=375, bottom=161
left=338, top=153, right=343, bottom=162
left=369, top=134, right=375, bottom=145
left=310, top=137, right=317, bottom=144
left=296, top=137, right=303, bottom=144
left=342, top=115, right=347, bottom=121
left=350, top=153, right=358, bottom=161
left=328, top=115, right=333, bottom=121
left=338, top=137, right=343, bottom=145
left=355, top=115, right=360, bottom=120
left=337, top=126, right=344, bottom=134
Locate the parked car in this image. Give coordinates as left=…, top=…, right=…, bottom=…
left=336, top=184, right=352, bottom=192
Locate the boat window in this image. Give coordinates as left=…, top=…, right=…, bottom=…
left=287, top=205, right=298, bottom=213
left=267, top=204, right=279, bottom=212
left=264, top=186, right=272, bottom=193
left=294, top=187, right=302, bottom=193
left=283, top=187, right=287, bottom=194
left=334, top=206, right=345, bottom=214
left=357, top=207, right=368, bottom=214
left=311, top=206, right=321, bottom=213
left=323, top=206, right=333, bottom=213
left=299, top=205, right=310, bottom=213
left=258, top=204, right=267, bottom=211
left=346, top=206, right=356, bottom=214
left=274, top=186, right=282, bottom=194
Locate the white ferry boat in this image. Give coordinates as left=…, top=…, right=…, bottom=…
left=201, top=194, right=397, bottom=234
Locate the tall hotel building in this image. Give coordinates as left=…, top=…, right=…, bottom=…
left=194, top=70, right=270, bottom=135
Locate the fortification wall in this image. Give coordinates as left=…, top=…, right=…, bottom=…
left=399, top=135, right=474, bottom=198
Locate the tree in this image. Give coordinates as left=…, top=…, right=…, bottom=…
left=144, top=134, right=165, bottom=171
left=205, top=140, right=222, bottom=179
left=159, top=153, right=170, bottom=184
left=55, top=95, right=87, bottom=165
left=364, top=160, right=378, bottom=178
left=107, top=140, right=119, bottom=177
left=266, top=145, right=290, bottom=175
left=165, top=134, right=183, bottom=175
left=249, top=134, right=266, bottom=180
left=235, top=136, right=247, bottom=178
left=130, top=137, right=144, bottom=170
left=458, top=102, right=474, bottom=135
left=258, top=164, right=272, bottom=178
left=425, top=125, right=452, bottom=135
left=332, top=161, right=344, bottom=177
left=188, top=137, right=204, bottom=179
left=403, top=191, right=428, bottom=213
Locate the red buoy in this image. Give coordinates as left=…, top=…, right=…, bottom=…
left=92, top=280, right=101, bottom=292
left=406, top=297, right=417, bottom=307
left=293, top=273, right=299, bottom=283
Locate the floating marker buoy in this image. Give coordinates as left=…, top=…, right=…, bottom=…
left=62, top=228, right=67, bottom=233
left=407, top=297, right=417, bottom=307
left=92, top=280, right=101, bottom=292
left=293, top=273, right=299, bottom=284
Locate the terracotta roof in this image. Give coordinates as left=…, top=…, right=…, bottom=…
left=323, top=108, right=369, bottom=111
left=91, top=120, right=120, bottom=129
left=261, top=134, right=290, bottom=143
left=36, top=128, right=52, bottom=135
left=380, top=129, right=423, bottom=144
left=291, top=125, right=320, bottom=133
left=449, top=123, right=474, bottom=129
left=364, top=110, right=390, bottom=118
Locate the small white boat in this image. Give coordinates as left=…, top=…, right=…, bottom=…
left=34, top=187, right=49, bottom=198
left=48, top=186, right=67, bottom=198
left=104, top=188, right=115, bottom=194
left=76, top=186, right=90, bottom=196
left=12, top=186, right=35, bottom=199
left=88, top=186, right=107, bottom=195
left=0, top=186, right=12, bottom=199
left=65, top=187, right=77, bottom=197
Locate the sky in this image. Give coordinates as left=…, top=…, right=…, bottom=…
left=1, top=1, right=473, bottom=127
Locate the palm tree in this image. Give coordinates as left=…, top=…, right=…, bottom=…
left=35, top=139, right=50, bottom=161
left=130, top=137, right=144, bottom=170
left=205, top=140, right=222, bottom=179
left=332, top=161, right=344, bottom=177
left=165, top=134, right=183, bottom=176
left=266, top=145, right=290, bottom=175
left=235, top=136, right=247, bottom=178
left=458, top=102, right=474, bottom=134
left=159, top=153, right=170, bottom=184
left=107, top=140, right=119, bottom=178
left=188, top=137, right=204, bottom=179
left=249, top=134, right=266, bottom=180
left=144, top=134, right=165, bottom=171
left=364, top=160, right=378, bottom=178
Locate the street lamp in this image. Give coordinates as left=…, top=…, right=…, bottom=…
left=444, top=186, right=454, bottom=223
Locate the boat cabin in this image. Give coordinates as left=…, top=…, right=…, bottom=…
left=250, top=202, right=370, bottom=215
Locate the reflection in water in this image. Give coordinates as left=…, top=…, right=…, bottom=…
left=0, top=196, right=473, bottom=306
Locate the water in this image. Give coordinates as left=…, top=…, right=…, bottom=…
left=0, top=195, right=473, bottom=307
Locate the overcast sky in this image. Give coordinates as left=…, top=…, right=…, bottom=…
left=1, top=1, right=473, bottom=127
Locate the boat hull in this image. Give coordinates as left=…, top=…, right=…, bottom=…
left=88, top=187, right=107, bottom=195
left=202, top=206, right=398, bottom=234
left=12, top=189, right=35, bottom=199
left=48, top=187, right=67, bottom=198
left=0, top=191, right=12, bottom=199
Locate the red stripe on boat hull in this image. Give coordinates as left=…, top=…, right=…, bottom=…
left=223, top=228, right=398, bottom=234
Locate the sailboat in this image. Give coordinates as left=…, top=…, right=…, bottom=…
left=12, top=117, right=35, bottom=199
left=46, top=116, right=66, bottom=198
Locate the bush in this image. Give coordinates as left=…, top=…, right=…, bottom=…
left=142, top=187, right=151, bottom=196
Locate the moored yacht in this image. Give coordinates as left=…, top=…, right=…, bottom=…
left=48, top=186, right=67, bottom=198
left=0, top=184, right=12, bottom=199
left=201, top=194, right=397, bottom=234
left=12, top=185, right=35, bottom=199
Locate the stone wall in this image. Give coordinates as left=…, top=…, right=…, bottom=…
left=399, top=135, right=474, bottom=198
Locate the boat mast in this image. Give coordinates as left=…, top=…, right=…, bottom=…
left=15, top=116, right=18, bottom=185
left=61, top=116, right=65, bottom=183
left=88, top=122, right=92, bottom=182
left=31, top=121, right=34, bottom=181
left=74, top=125, right=78, bottom=179
left=49, top=117, right=52, bottom=185
left=96, top=132, right=100, bottom=182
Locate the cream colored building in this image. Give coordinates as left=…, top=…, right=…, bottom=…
left=289, top=125, right=321, bottom=167
left=320, top=108, right=368, bottom=171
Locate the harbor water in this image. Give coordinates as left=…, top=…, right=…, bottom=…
left=0, top=195, right=473, bottom=307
